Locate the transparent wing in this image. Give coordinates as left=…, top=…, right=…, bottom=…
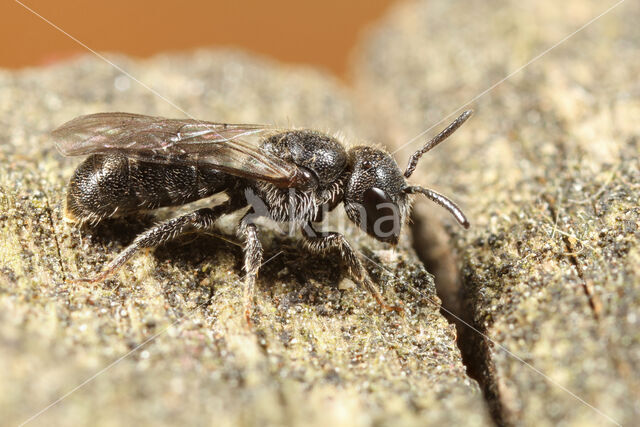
left=52, top=112, right=308, bottom=188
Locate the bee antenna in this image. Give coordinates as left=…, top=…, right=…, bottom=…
left=404, top=185, right=470, bottom=228
left=403, top=110, right=473, bottom=178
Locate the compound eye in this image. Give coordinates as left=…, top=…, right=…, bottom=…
left=363, top=187, right=400, bottom=242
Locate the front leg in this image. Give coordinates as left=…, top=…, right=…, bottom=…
left=238, top=210, right=263, bottom=324
left=301, top=224, right=403, bottom=313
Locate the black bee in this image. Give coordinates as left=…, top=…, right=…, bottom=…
left=52, top=110, right=472, bottom=323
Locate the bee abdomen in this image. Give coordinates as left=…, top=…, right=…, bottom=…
left=65, top=154, right=231, bottom=224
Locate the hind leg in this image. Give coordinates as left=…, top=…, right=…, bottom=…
left=76, top=199, right=245, bottom=283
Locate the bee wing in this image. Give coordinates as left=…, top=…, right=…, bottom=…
left=52, top=112, right=309, bottom=188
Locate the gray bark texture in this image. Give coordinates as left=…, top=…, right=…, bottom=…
left=354, top=0, right=640, bottom=426
left=2, top=0, right=639, bottom=426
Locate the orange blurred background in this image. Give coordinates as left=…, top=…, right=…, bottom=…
left=2, top=0, right=398, bottom=79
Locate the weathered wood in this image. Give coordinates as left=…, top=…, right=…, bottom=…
left=0, top=52, right=489, bottom=426
left=355, top=0, right=640, bottom=425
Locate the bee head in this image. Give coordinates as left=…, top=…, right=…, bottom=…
left=343, top=110, right=473, bottom=244
left=344, top=146, right=410, bottom=245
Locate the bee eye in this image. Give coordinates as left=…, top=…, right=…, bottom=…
left=363, top=187, right=400, bottom=242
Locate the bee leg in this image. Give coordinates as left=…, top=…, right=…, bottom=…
left=75, top=200, right=243, bottom=284
left=301, top=224, right=403, bottom=314
left=238, top=210, right=263, bottom=325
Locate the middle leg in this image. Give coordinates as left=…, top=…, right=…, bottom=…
left=237, top=210, right=263, bottom=324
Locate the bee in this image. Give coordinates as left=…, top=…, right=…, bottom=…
left=52, top=110, right=472, bottom=323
